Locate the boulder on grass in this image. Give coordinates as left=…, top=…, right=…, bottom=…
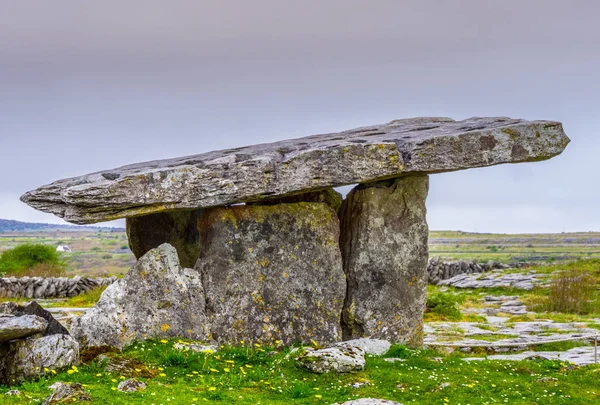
left=296, top=346, right=366, bottom=373
left=70, top=243, right=209, bottom=349
left=0, top=334, right=79, bottom=385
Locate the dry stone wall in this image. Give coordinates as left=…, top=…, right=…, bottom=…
left=427, top=258, right=511, bottom=285
left=0, top=276, right=116, bottom=299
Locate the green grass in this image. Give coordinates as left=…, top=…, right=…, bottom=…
left=62, top=286, right=108, bottom=308
left=1, top=340, right=599, bottom=404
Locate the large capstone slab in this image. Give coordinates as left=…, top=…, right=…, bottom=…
left=195, top=202, right=346, bottom=345
left=21, top=117, right=569, bottom=224
left=70, top=243, right=209, bottom=349
left=340, top=175, right=429, bottom=345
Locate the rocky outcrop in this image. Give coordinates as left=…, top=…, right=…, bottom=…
left=195, top=202, right=346, bottom=345
left=340, top=175, right=429, bottom=346
left=70, top=243, right=209, bottom=349
left=0, top=303, right=78, bottom=386
left=21, top=117, right=569, bottom=224
left=0, top=276, right=116, bottom=299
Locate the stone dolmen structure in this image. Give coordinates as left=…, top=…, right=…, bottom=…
left=21, top=117, right=569, bottom=349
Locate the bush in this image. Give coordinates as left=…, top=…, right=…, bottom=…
left=425, top=291, right=465, bottom=320
left=0, top=243, right=65, bottom=277
left=545, top=269, right=597, bottom=314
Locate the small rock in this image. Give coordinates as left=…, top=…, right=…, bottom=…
left=117, top=378, right=147, bottom=392
left=536, top=377, right=558, bottom=383
left=332, top=399, right=404, bottom=405
left=351, top=380, right=371, bottom=389
left=0, top=315, right=48, bottom=343
left=383, top=358, right=406, bottom=363
left=44, top=382, right=91, bottom=404
left=173, top=342, right=218, bottom=354
left=336, top=338, right=392, bottom=356
left=296, top=346, right=365, bottom=373
left=4, top=390, right=20, bottom=396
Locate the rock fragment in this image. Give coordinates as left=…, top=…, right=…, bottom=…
left=117, top=378, right=147, bottom=392
left=44, top=382, right=91, bottom=404
left=0, top=315, right=47, bottom=342
left=296, top=346, right=366, bottom=373
left=70, top=243, right=209, bottom=349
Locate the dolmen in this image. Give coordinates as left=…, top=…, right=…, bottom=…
left=21, top=117, right=569, bottom=349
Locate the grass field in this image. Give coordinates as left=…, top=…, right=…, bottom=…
left=3, top=230, right=600, bottom=277
left=2, top=231, right=600, bottom=403
left=2, top=339, right=599, bottom=405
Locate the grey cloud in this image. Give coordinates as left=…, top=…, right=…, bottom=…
left=1, top=0, right=598, bottom=231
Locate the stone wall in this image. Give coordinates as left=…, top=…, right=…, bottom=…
left=427, top=258, right=511, bottom=284
left=0, top=276, right=117, bottom=299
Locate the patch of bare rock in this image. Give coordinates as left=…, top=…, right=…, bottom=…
left=43, top=382, right=91, bottom=404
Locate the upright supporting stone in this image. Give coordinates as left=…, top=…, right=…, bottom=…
left=195, top=202, right=346, bottom=345
left=340, top=175, right=429, bottom=346
left=126, top=209, right=204, bottom=268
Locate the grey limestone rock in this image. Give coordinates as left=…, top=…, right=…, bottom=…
left=117, top=378, right=147, bottom=392
left=21, top=117, right=569, bottom=224
left=0, top=301, right=68, bottom=336
left=333, top=399, right=404, bottom=405
left=70, top=243, right=209, bottom=349
left=44, top=382, right=91, bottom=404
left=340, top=175, right=429, bottom=346
left=195, top=202, right=346, bottom=345
left=0, top=334, right=79, bottom=385
left=296, top=346, right=366, bottom=373
left=0, top=315, right=47, bottom=342
left=335, top=338, right=392, bottom=356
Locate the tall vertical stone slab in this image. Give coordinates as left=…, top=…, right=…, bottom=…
left=126, top=209, right=204, bottom=268
left=195, top=202, right=346, bottom=345
left=340, top=175, right=429, bottom=346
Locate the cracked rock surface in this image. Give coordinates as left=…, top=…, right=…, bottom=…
left=21, top=117, right=569, bottom=224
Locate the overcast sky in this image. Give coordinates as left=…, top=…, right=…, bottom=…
left=1, top=1, right=598, bottom=233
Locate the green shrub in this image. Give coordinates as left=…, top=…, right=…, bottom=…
left=0, top=243, right=65, bottom=276
left=426, top=291, right=465, bottom=320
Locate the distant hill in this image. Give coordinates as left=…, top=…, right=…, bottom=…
left=0, top=219, right=124, bottom=233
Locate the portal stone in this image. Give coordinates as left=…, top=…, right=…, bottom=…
left=340, top=175, right=429, bottom=346
left=195, top=202, right=346, bottom=345
left=126, top=209, right=204, bottom=268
